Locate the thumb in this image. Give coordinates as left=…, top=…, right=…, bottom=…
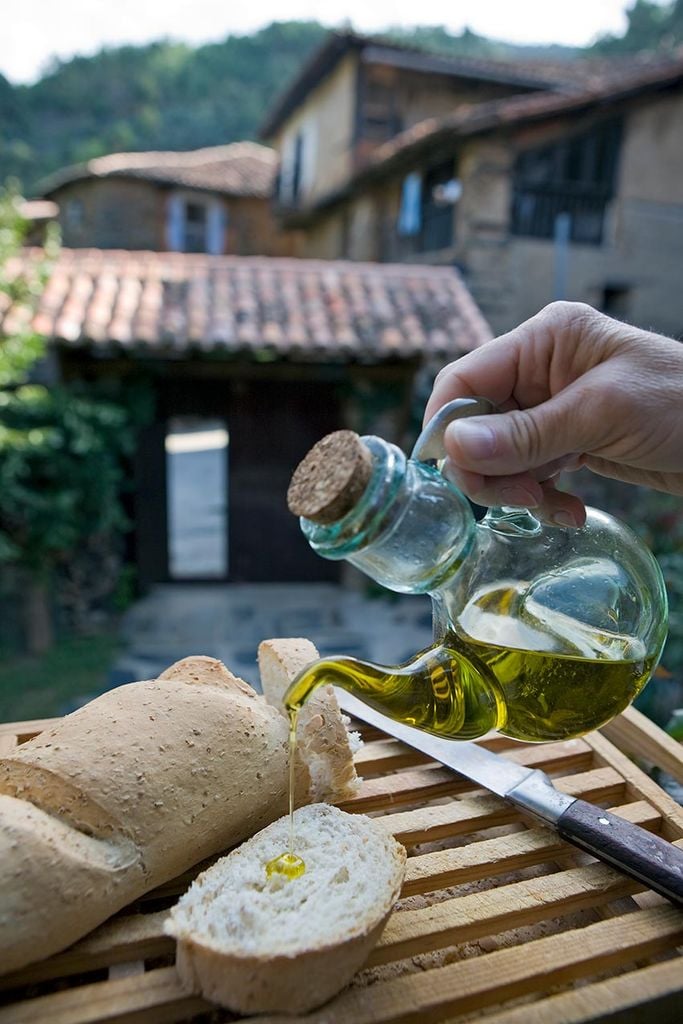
left=444, top=398, right=589, bottom=476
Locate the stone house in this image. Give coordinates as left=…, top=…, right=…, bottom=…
left=6, top=247, right=490, bottom=586
left=265, top=38, right=683, bottom=339
left=261, top=30, right=570, bottom=215
left=38, top=142, right=296, bottom=258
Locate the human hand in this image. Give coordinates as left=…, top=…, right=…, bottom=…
left=424, top=302, right=683, bottom=526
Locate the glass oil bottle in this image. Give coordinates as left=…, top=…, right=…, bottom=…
left=284, top=400, right=668, bottom=744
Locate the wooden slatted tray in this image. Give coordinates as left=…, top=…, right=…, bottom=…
left=1, top=705, right=682, bottom=1024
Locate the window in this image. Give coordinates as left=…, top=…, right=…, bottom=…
left=291, top=133, right=304, bottom=204
left=398, top=174, right=422, bottom=237
left=601, top=284, right=631, bottom=320
left=422, top=161, right=457, bottom=251
left=183, top=202, right=207, bottom=253
left=397, top=160, right=457, bottom=253
left=280, top=129, right=310, bottom=206
left=65, top=198, right=84, bottom=229
left=362, top=81, right=402, bottom=142
left=166, top=194, right=226, bottom=254
left=511, top=120, right=622, bottom=246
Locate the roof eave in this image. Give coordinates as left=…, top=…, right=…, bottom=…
left=360, top=45, right=563, bottom=92
left=42, top=169, right=271, bottom=201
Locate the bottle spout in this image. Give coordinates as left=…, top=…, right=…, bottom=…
left=283, top=642, right=503, bottom=741
left=284, top=654, right=415, bottom=724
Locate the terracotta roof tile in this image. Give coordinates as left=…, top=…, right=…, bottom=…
left=4, top=248, right=491, bottom=363
left=40, top=142, right=278, bottom=199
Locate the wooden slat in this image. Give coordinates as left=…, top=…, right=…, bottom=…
left=603, top=706, right=683, bottom=784
left=371, top=852, right=683, bottom=967
left=0, top=966, right=207, bottom=1024
left=340, top=743, right=597, bottom=814
left=0, top=912, right=173, bottom=992
left=0, top=717, right=60, bottom=740
left=255, top=907, right=683, bottom=1024
left=354, top=735, right=592, bottom=780
left=354, top=739, right=429, bottom=775
left=481, top=956, right=683, bottom=1024
left=379, top=767, right=625, bottom=846
left=5, top=906, right=680, bottom=1024
left=0, top=733, right=18, bottom=754
left=586, top=730, right=683, bottom=838
left=401, top=800, right=660, bottom=896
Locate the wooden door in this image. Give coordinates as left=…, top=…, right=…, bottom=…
left=228, top=379, right=342, bottom=582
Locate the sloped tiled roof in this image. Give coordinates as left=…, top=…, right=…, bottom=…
left=3, top=248, right=491, bottom=362
left=39, top=142, right=278, bottom=199
left=261, top=29, right=562, bottom=138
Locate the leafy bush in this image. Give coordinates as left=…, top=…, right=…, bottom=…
left=0, top=184, right=146, bottom=651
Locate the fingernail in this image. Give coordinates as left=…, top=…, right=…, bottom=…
left=501, top=485, right=539, bottom=508
left=551, top=510, right=580, bottom=527
left=447, top=421, right=497, bottom=460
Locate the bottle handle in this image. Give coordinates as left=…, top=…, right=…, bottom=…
left=412, top=397, right=542, bottom=536
left=411, top=397, right=496, bottom=465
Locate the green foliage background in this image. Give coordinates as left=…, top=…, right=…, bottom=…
left=0, top=188, right=150, bottom=649
left=3, top=4, right=683, bottom=194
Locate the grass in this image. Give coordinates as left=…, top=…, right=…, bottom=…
left=0, top=629, right=121, bottom=723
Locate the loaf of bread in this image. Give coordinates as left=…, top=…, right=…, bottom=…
left=166, top=802, right=406, bottom=1014
left=0, top=652, right=356, bottom=976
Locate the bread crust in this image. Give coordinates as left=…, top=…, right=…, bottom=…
left=258, top=638, right=360, bottom=802
left=175, top=917, right=391, bottom=1014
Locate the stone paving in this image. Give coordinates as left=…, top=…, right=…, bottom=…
left=108, top=583, right=434, bottom=693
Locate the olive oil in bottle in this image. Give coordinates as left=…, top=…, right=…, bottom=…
left=265, top=710, right=306, bottom=880
left=284, top=583, right=654, bottom=744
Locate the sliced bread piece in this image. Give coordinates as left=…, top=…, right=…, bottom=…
left=166, top=802, right=406, bottom=1013
left=258, top=638, right=361, bottom=803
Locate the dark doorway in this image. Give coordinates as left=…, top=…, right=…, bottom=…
left=227, top=379, right=342, bottom=582
left=134, top=374, right=343, bottom=586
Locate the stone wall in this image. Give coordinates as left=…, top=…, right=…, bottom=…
left=51, top=178, right=293, bottom=257
left=55, top=178, right=165, bottom=250
left=461, top=92, right=683, bottom=337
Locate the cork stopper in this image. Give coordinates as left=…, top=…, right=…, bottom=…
left=287, top=430, right=374, bottom=525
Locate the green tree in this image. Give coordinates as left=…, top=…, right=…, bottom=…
left=0, top=184, right=57, bottom=385
left=593, top=1, right=683, bottom=53
left=0, top=19, right=580, bottom=192
left=0, top=186, right=142, bottom=654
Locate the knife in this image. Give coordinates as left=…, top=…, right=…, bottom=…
left=337, top=691, right=683, bottom=907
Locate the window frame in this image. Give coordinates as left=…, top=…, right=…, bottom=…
left=510, top=119, right=623, bottom=246
left=166, top=191, right=227, bottom=254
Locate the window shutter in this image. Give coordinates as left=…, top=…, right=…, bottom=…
left=207, top=200, right=227, bottom=255
left=167, top=194, right=185, bottom=251
left=398, top=173, right=422, bottom=236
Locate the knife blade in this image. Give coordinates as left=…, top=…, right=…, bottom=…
left=337, top=691, right=683, bottom=907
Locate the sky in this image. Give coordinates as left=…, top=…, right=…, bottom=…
left=1, top=1, right=668, bottom=85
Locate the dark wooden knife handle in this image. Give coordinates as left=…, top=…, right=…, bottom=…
left=557, top=800, right=683, bottom=906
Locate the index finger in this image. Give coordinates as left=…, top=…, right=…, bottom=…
left=424, top=334, right=522, bottom=426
